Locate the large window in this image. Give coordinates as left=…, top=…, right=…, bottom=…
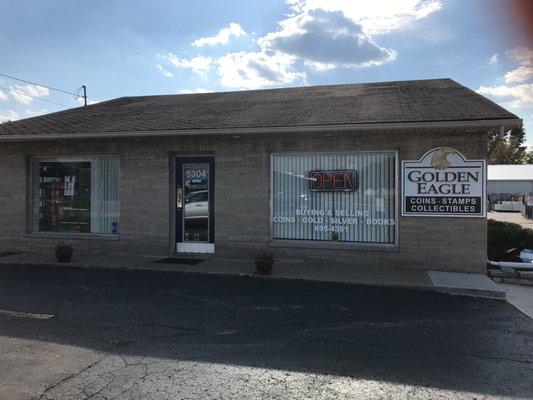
left=32, top=157, right=120, bottom=234
left=271, top=152, right=396, bottom=244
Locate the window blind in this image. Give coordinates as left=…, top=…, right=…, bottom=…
left=272, top=152, right=396, bottom=244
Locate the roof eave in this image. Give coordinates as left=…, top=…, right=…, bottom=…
left=0, top=118, right=523, bottom=142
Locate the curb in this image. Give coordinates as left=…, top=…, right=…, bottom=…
left=0, top=261, right=507, bottom=300
left=0, top=260, right=434, bottom=293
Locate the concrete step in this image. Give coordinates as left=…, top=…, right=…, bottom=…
left=428, top=271, right=506, bottom=299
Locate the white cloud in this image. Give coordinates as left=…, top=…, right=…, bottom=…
left=489, top=54, right=498, bottom=64
left=0, top=109, right=20, bottom=122
left=477, top=83, right=533, bottom=108
left=179, top=88, right=214, bottom=94
left=212, top=0, right=440, bottom=88
left=160, top=0, right=440, bottom=90
left=259, top=9, right=396, bottom=70
left=217, top=51, right=306, bottom=89
left=9, top=84, right=49, bottom=105
left=256, top=0, right=438, bottom=73
left=0, top=89, right=8, bottom=101
left=156, top=64, right=174, bottom=78
left=0, top=108, right=48, bottom=124
left=500, top=47, right=533, bottom=84
left=505, top=66, right=533, bottom=84
left=192, top=22, right=246, bottom=47
left=478, top=46, right=533, bottom=145
left=25, top=109, right=48, bottom=117
left=477, top=46, right=533, bottom=110
left=286, top=0, right=442, bottom=36
left=165, top=54, right=212, bottom=77
left=75, top=97, right=99, bottom=106
left=506, top=47, right=533, bottom=66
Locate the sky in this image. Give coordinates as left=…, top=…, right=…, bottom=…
left=0, top=0, right=532, bottom=145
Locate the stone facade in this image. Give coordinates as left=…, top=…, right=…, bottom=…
left=0, top=128, right=488, bottom=273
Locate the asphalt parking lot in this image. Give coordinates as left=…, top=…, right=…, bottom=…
left=0, top=264, right=531, bottom=400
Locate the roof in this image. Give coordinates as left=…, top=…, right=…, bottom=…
left=0, top=78, right=520, bottom=139
left=488, top=165, right=533, bottom=181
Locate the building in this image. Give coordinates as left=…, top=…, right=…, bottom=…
left=488, top=164, right=533, bottom=197
left=0, top=79, right=521, bottom=274
left=488, top=164, right=533, bottom=215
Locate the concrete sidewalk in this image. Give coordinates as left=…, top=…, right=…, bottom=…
left=488, top=211, right=533, bottom=230
left=499, top=283, right=533, bottom=319
left=428, top=271, right=506, bottom=299
left=0, top=251, right=432, bottom=290
left=0, top=251, right=506, bottom=299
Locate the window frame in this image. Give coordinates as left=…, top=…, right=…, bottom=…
left=269, top=149, right=400, bottom=248
left=28, top=155, right=121, bottom=237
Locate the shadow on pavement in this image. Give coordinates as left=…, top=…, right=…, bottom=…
left=0, top=264, right=531, bottom=398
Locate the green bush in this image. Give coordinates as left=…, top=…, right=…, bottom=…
left=487, top=219, right=533, bottom=261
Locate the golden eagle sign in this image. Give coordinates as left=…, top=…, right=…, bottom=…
left=402, top=148, right=486, bottom=217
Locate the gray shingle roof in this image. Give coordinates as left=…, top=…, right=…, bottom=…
left=0, top=78, right=518, bottom=137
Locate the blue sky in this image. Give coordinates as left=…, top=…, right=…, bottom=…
left=0, top=0, right=531, bottom=145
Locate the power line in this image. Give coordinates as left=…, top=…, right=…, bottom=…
left=0, top=73, right=88, bottom=106
left=0, top=85, right=71, bottom=107
left=0, top=72, right=78, bottom=96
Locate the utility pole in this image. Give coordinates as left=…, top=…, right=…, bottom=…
left=81, top=85, right=87, bottom=106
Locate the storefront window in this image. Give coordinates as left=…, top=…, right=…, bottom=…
left=32, top=157, right=120, bottom=234
left=272, top=152, right=396, bottom=244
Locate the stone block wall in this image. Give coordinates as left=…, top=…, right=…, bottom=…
left=0, top=127, right=488, bottom=273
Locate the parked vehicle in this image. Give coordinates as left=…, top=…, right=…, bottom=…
left=184, top=190, right=208, bottom=221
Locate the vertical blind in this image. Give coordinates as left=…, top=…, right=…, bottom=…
left=91, top=158, right=121, bottom=234
left=272, top=152, right=396, bottom=244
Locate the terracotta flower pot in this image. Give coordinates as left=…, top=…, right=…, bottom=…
left=255, top=259, right=273, bottom=275
left=55, top=247, right=73, bottom=263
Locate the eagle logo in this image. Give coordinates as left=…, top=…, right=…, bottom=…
left=430, top=148, right=455, bottom=170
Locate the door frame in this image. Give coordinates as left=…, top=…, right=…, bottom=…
left=169, top=152, right=215, bottom=254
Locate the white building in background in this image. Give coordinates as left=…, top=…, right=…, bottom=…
left=488, top=164, right=533, bottom=213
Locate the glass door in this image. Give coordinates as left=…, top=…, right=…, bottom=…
left=175, top=156, right=214, bottom=253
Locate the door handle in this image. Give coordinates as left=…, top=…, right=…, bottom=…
left=176, top=186, right=183, bottom=208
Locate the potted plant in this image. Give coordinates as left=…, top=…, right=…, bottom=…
left=55, top=242, right=73, bottom=263
left=253, top=251, right=274, bottom=275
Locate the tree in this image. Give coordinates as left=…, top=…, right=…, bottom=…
left=488, top=125, right=533, bottom=164
left=526, top=151, right=533, bottom=164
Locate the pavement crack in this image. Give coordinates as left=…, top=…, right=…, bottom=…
left=38, top=354, right=106, bottom=399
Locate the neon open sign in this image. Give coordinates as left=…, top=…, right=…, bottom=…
left=309, top=170, right=358, bottom=192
